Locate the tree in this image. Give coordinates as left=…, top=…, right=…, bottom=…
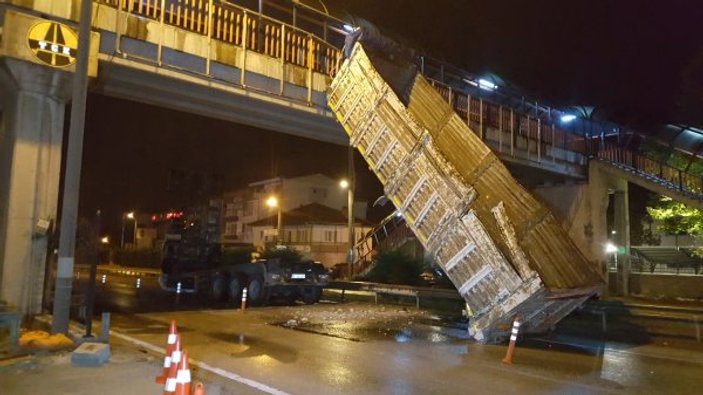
left=646, top=196, right=703, bottom=248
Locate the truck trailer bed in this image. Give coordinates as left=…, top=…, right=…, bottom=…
left=328, top=42, right=602, bottom=342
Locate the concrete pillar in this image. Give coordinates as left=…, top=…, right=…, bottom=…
left=613, top=189, right=631, bottom=296
left=533, top=161, right=631, bottom=298
left=0, top=58, right=71, bottom=314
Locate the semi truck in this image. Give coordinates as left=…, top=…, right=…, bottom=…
left=158, top=210, right=329, bottom=305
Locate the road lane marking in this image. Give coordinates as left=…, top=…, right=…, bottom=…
left=109, top=329, right=291, bottom=395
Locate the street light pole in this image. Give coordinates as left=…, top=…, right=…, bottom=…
left=52, top=0, right=93, bottom=334
left=276, top=205, right=282, bottom=244
left=347, top=144, right=355, bottom=276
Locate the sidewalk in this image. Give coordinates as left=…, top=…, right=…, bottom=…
left=1, top=341, right=163, bottom=394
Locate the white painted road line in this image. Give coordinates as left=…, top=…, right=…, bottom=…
left=109, top=329, right=291, bottom=395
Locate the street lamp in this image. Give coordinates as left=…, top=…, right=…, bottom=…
left=605, top=242, right=618, bottom=271
left=100, top=236, right=109, bottom=244
left=266, top=196, right=282, bottom=244
left=121, top=211, right=136, bottom=248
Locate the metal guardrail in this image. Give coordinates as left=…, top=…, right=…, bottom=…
left=327, top=281, right=462, bottom=309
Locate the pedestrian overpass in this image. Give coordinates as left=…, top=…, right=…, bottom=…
left=2, top=0, right=703, bottom=314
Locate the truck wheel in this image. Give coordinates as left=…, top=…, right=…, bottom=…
left=313, top=287, right=323, bottom=303
left=228, top=277, right=241, bottom=303
left=301, top=287, right=317, bottom=304
left=247, top=277, right=267, bottom=305
left=211, top=275, right=226, bottom=301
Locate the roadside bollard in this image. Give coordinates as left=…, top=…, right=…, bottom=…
left=101, top=274, right=107, bottom=285
left=502, top=316, right=521, bottom=364
left=601, top=311, right=607, bottom=333
left=193, top=382, right=205, bottom=395
left=99, top=312, right=110, bottom=343
left=695, top=316, right=700, bottom=343
left=241, top=288, right=248, bottom=312
left=175, top=282, right=182, bottom=304
left=135, top=277, right=141, bottom=298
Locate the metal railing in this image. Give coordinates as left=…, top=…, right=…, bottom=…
left=429, top=78, right=588, bottom=164
left=96, top=0, right=343, bottom=101
left=595, top=143, right=703, bottom=195
left=608, top=252, right=703, bottom=276
left=424, top=63, right=703, bottom=200
left=93, top=1, right=703, bottom=198
left=353, top=211, right=410, bottom=275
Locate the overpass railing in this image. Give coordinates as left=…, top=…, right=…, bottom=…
left=595, top=143, right=703, bottom=195
left=97, top=0, right=343, bottom=77
left=420, top=58, right=703, bottom=198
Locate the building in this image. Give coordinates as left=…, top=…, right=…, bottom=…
left=220, top=174, right=367, bottom=246
left=248, top=202, right=373, bottom=268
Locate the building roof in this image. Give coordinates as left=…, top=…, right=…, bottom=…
left=248, top=202, right=371, bottom=227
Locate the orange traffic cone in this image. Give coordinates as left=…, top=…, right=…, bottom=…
left=174, top=350, right=192, bottom=395
left=163, top=336, right=182, bottom=395
left=156, top=320, right=179, bottom=383
left=193, top=382, right=205, bottom=395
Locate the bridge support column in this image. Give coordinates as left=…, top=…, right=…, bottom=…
left=532, top=162, right=631, bottom=297
left=0, top=59, right=71, bottom=314
left=613, top=189, right=630, bottom=296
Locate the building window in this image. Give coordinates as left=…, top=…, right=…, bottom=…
left=324, top=230, right=335, bottom=242
left=296, top=229, right=308, bottom=242
left=225, top=222, right=237, bottom=236
left=244, top=200, right=255, bottom=217
left=225, top=203, right=237, bottom=217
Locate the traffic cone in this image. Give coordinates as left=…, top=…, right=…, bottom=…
left=502, top=316, right=521, bottom=364
left=174, top=350, right=192, bottom=395
left=163, top=336, right=182, bottom=395
left=156, top=320, right=179, bottom=383
left=193, top=382, right=205, bottom=395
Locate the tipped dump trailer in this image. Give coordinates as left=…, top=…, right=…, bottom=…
left=328, top=40, right=603, bottom=343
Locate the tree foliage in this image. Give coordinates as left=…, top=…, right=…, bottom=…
left=646, top=196, right=703, bottom=236
left=366, top=250, right=425, bottom=285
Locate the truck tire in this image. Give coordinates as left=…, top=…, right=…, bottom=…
left=247, top=277, right=267, bottom=305
left=211, top=275, right=227, bottom=301
left=228, top=277, right=241, bottom=303
left=301, top=287, right=317, bottom=305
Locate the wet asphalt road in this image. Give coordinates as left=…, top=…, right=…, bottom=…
left=74, top=269, right=703, bottom=394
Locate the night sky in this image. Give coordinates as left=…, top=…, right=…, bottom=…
left=79, top=0, right=703, bottom=239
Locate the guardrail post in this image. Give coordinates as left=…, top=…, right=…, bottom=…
left=510, top=109, right=515, bottom=157
left=240, top=11, right=248, bottom=87
left=115, top=0, right=126, bottom=56
left=537, top=118, right=542, bottom=162
left=479, top=98, right=484, bottom=140
left=157, top=0, right=166, bottom=65
left=498, top=106, right=503, bottom=153
left=279, top=25, right=286, bottom=95
left=205, top=0, right=213, bottom=75
left=307, top=34, right=313, bottom=105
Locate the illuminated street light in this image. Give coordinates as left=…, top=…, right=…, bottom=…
left=267, top=196, right=282, bottom=243
left=478, top=78, right=498, bottom=91
left=121, top=211, right=137, bottom=248
left=605, top=243, right=617, bottom=253
left=100, top=236, right=109, bottom=244
left=605, top=242, right=618, bottom=273
left=560, top=114, right=577, bottom=123
left=340, top=178, right=354, bottom=275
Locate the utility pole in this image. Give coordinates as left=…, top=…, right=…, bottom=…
left=346, top=144, right=355, bottom=276
left=52, top=0, right=93, bottom=334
